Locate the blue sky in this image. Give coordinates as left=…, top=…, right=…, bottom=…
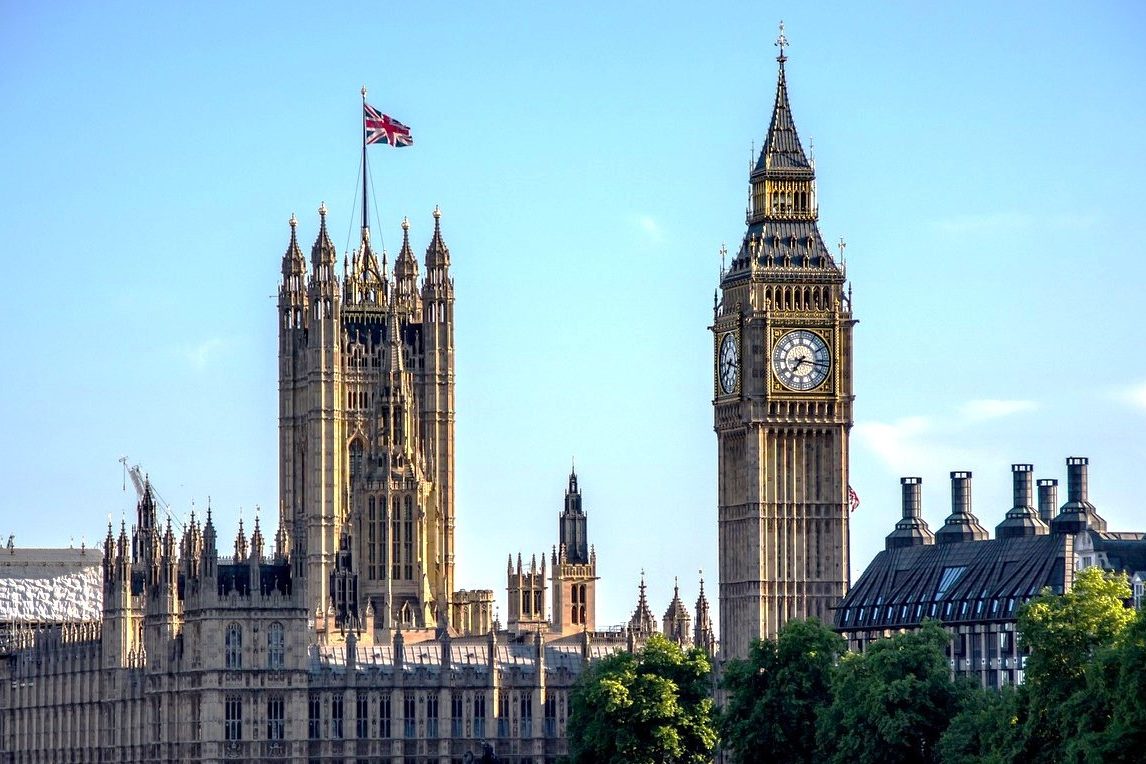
left=2, top=2, right=1145, bottom=632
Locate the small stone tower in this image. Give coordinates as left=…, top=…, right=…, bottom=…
left=551, top=467, right=598, bottom=635
left=507, top=553, right=548, bottom=634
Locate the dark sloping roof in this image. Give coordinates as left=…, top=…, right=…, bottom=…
left=725, top=55, right=840, bottom=279
left=835, top=534, right=1069, bottom=632
left=754, top=61, right=812, bottom=175
left=737, top=220, right=836, bottom=271
left=1090, top=534, right=1146, bottom=574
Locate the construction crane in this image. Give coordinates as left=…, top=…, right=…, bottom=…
left=118, top=457, right=185, bottom=532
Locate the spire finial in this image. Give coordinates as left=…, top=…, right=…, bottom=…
left=401, top=215, right=410, bottom=232
left=775, top=20, right=789, bottom=62
left=433, top=204, right=441, bottom=221
left=289, top=213, right=297, bottom=230
left=838, top=236, right=847, bottom=265
left=318, top=201, right=327, bottom=220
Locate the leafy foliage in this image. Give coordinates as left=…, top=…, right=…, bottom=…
left=935, top=685, right=1021, bottom=764
left=566, top=633, right=717, bottom=764
left=719, top=618, right=845, bottom=764
left=816, top=621, right=965, bottom=764
left=1013, top=566, right=1134, bottom=762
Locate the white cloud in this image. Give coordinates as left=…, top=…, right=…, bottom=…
left=1113, top=381, right=1146, bottom=413
left=855, top=397, right=1039, bottom=476
left=183, top=338, right=227, bottom=371
left=637, top=215, right=662, bottom=241
left=958, top=399, right=1038, bottom=422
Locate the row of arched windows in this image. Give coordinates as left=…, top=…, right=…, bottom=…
left=224, top=622, right=285, bottom=670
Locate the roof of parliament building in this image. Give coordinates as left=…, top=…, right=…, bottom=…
left=835, top=457, right=1145, bottom=635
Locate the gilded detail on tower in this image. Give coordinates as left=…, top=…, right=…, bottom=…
left=713, top=38, right=855, bottom=660
left=278, top=205, right=458, bottom=631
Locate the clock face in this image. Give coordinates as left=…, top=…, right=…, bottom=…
left=772, top=330, right=831, bottom=391
left=718, top=332, right=739, bottom=394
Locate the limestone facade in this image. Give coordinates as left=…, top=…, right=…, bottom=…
left=713, top=46, right=853, bottom=660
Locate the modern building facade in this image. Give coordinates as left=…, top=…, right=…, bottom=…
left=835, top=457, right=1142, bottom=688
left=713, top=36, right=854, bottom=659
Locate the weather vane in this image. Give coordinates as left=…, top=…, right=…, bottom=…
left=775, top=20, right=789, bottom=60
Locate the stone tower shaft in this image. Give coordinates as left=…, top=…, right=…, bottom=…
left=277, top=206, right=457, bottom=630
left=713, top=35, right=854, bottom=660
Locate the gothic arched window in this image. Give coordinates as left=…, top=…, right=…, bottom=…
left=225, top=623, right=242, bottom=669
left=267, top=622, right=285, bottom=669
left=349, top=439, right=364, bottom=482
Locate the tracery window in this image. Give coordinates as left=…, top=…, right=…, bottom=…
left=224, top=695, right=242, bottom=741
left=225, top=623, right=242, bottom=669
left=267, top=622, right=284, bottom=669
left=267, top=695, right=284, bottom=740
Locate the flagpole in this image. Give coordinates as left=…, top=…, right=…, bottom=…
left=361, top=85, right=369, bottom=235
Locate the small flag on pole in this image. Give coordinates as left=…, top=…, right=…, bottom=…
left=364, top=103, right=414, bottom=147
left=848, top=485, right=861, bottom=512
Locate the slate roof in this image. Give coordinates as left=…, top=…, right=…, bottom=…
left=1090, top=534, right=1146, bottom=575
left=753, top=60, right=813, bottom=175
left=727, top=54, right=840, bottom=275
left=834, top=534, right=1070, bottom=633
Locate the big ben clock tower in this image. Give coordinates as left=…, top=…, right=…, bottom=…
left=713, top=27, right=854, bottom=660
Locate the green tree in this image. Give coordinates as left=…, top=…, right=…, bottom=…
left=936, top=685, right=1021, bottom=764
left=817, top=621, right=964, bottom=764
left=1015, top=566, right=1134, bottom=762
left=566, top=633, right=716, bottom=764
left=719, top=618, right=846, bottom=764
left=1088, top=607, right=1146, bottom=761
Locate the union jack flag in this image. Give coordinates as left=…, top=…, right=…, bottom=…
left=364, top=103, right=413, bottom=147
left=848, top=485, right=861, bottom=512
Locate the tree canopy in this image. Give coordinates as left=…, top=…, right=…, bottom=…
left=818, top=620, right=966, bottom=764
left=566, top=633, right=717, bottom=764
left=719, top=618, right=845, bottom=764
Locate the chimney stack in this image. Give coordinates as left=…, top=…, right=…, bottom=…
left=1051, top=456, right=1107, bottom=534
left=996, top=464, right=1048, bottom=539
left=1037, top=479, right=1058, bottom=525
left=885, top=477, right=935, bottom=550
left=936, top=471, right=989, bottom=545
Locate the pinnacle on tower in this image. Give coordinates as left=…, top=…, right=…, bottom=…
left=311, top=202, right=337, bottom=269
left=731, top=22, right=837, bottom=272
left=395, top=216, right=417, bottom=278
left=628, top=570, right=657, bottom=638
left=754, top=21, right=812, bottom=177
left=424, top=205, right=450, bottom=268
left=282, top=213, right=306, bottom=277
